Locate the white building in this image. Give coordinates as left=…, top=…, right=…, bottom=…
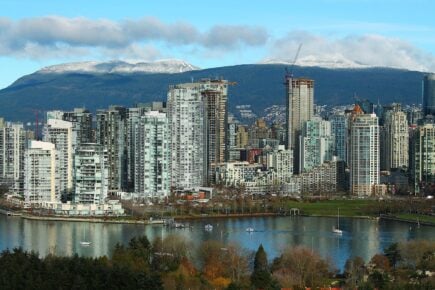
left=0, top=122, right=26, bottom=193
left=168, top=80, right=229, bottom=190
left=266, top=145, right=293, bottom=183
left=350, top=113, right=380, bottom=196
left=384, top=104, right=409, bottom=170
left=73, top=143, right=108, bottom=204
left=134, top=111, right=170, bottom=199
left=24, top=141, right=57, bottom=203
left=168, top=83, right=205, bottom=190
left=43, top=119, right=74, bottom=200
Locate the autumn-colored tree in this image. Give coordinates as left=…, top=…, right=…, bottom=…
left=370, top=254, right=391, bottom=273
left=271, top=246, right=333, bottom=290
left=152, top=234, right=190, bottom=272
left=198, top=240, right=227, bottom=280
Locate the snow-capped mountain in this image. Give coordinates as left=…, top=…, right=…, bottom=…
left=39, top=59, right=200, bottom=74
left=261, top=54, right=371, bottom=69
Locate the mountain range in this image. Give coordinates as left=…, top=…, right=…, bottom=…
left=0, top=59, right=425, bottom=122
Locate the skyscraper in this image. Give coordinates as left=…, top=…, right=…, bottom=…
left=96, top=106, right=128, bottom=192
left=384, top=104, right=409, bottom=170
left=168, top=82, right=205, bottom=190
left=73, top=143, right=108, bottom=204
left=24, top=141, right=57, bottom=203
left=63, top=108, right=93, bottom=146
left=168, top=79, right=228, bottom=190
left=0, top=122, right=26, bottom=193
left=285, top=77, right=314, bottom=149
left=299, top=116, right=335, bottom=172
left=43, top=119, right=74, bottom=200
left=423, top=74, right=435, bottom=116
left=201, top=81, right=228, bottom=185
left=330, top=112, right=348, bottom=163
left=350, top=113, right=379, bottom=196
left=411, top=118, right=435, bottom=194
left=127, top=102, right=167, bottom=191
left=134, top=111, right=170, bottom=198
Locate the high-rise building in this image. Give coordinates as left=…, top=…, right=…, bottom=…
left=24, top=141, right=57, bottom=203
left=73, top=143, right=108, bottom=204
left=43, top=119, right=74, bottom=200
left=285, top=77, right=314, bottom=149
left=168, top=79, right=228, bottom=190
left=201, top=81, right=228, bottom=185
left=127, top=106, right=148, bottom=191
left=0, top=122, right=26, bottom=193
left=96, top=106, right=128, bottom=192
left=249, top=119, right=271, bottom=147
left=384, top=104, right=409, bottom=170
left=423, top=74, right=435, bottom=116
left=411, top=118, right=435, bottom=194
left=168, top=83, right=205, bottom=190
left=127, top=102, right=167, bottom=191
left=266, top=145, right=293, bottom=183
left=63, top=108, right=93, bottom=146
left=236, top=125, right=248, bottom=148
left=330, top=113, right=348, bottom=163
left=134, top=111, right=170, bottom=198
left=299, top=117, right=335, bottom=173
left=350, top=113, right=379, bottom=196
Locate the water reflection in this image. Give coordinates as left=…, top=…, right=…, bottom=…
left=1, top=215, right=434, bottom=271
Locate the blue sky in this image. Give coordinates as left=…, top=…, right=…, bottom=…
left=1, top=0, right=435, bottom=88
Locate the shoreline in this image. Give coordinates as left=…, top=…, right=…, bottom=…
left=0, top=211, right=377, bottom=224
left=2, top=205, right=434, bottom=226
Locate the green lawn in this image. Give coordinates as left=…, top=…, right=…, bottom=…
left=282, top=199, right=379, bottom=217
left=396, top=213, right=435, bottom=224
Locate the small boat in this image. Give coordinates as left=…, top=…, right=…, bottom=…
left=205, top=224, right=213, bottom=231
left=173, top=222, right=185, bottom=228
left=80, top=226, right=92, bottom=246
left=333, top=208, right=343, bottom=234
left=246, top=227, right=255, bottom=233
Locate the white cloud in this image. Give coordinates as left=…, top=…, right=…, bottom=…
left=267, top=31, right=435, bottom=71
left=0, top=16, right=268, bottom=60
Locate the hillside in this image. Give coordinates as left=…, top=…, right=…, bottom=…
left=0, top=64, right=424, bottom=122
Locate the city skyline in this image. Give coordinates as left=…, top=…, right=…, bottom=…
left=1, top=0, right=435, bottom=89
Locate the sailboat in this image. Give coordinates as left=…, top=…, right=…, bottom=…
left=332, top=208, right=343, bottom=234
left=80, top=225, right=92, bottom=246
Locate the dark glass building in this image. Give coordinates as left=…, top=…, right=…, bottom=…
left=423, top=74, right=435, bottom=116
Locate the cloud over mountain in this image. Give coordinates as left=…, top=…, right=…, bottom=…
left=1, top=16, right=435, bottom=72
left=266, top=31, right=435, bottom=72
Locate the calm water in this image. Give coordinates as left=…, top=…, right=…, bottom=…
left=1, top=215, right=434, bottom=271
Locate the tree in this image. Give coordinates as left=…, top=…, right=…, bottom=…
left=384, top=243, right=401, bottom=270
left=152, top=234, right=190, bottom=272
left=251, top=244, right=274, bottom=289
left=344, top=256, right=366, bottom=289
left=370, top=254, right=391, bottom=273
left=271, top=246, right=333, bottom=290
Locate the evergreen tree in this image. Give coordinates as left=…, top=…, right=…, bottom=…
left=251, top=244, right=273, bottom=289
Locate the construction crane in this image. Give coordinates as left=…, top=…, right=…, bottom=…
left=285, top=43, right=303, bottom=79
